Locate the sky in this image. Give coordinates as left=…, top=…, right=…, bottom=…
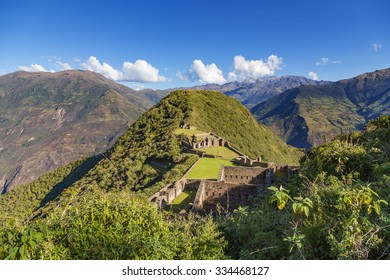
left=0, top=0, right=389, bottom=90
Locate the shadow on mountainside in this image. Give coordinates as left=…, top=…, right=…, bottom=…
left=37, top=154, right=103, bottom=210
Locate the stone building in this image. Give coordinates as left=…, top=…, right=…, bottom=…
left=193, top=180, right=260, bottom=213
left=219, top=166, right=272, bottom=185
left=191, top=133, right=226, bottom=149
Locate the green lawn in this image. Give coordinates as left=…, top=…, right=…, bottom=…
left=196, top=146, right=239, bottom=160
left=173, top=128, right=208, bottom=137
left=169, top=189, right=197, bottom=213
left=186, top=158, right=238, bottom=179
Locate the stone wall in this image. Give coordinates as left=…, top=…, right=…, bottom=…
left=234, top=155, right=269, bottom=167
left=148, top=158, right=200, bottom=209
left=200, top=181, right=261, bottom=212
left=192, top=134, right=226, bottom=149
left=220, top=166, right=271, bottom=185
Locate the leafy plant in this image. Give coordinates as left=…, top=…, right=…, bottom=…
left=268, top=185, right=293, bottom=210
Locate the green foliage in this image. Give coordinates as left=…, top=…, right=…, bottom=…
left=292, top=197, right=313, bottom=218
left=293, top=120, right=390, bottom=259
left=1, top=191, right=226, bottom=260
left=220, top=116, right=390, bottom=259
left=283, top=228, right=305, bottom=254
left=0, top=157, right=96, bottom=228
left=366, top=115, right=390, bottom=130
left=6, top=226, right=46, bottom=260
left=268, top=186, right=293, bottom=210
left=219, top=196, right=291, bottom=259
left=300, top=140, right=372, bottom=181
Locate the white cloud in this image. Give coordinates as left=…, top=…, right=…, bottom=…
left=18, top=64, right=49, bottom=72
left=331, top=60, right=341, bottom=64
left=189, top=59, right=226, bottom=84
left=124, top=83, right=145, bottom=91
left=57, top=62, right=72, bottom=70
left=179, top=54, right=284, bottom=85
left=176, top=71, right=190, bottom=82
left=227, top=55, right=284, bottom=82
left=81, top=56, right=166, bottom=82
left=81, top=56, right=122, bottom=81
left=372, top=43, right=382, bottom=52
left=308, top=71, right=319, bottom=81
left=122, top=60, right=166, bottom=82
left=316, top=57, right=329, bottom=65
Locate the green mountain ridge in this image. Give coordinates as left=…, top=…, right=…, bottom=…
left=251, top=68, right=390, bottom=148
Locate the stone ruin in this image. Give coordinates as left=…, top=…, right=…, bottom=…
left=190, top=133, right=226, bottom=149
left=149, top=126, right=299, bottom=213
left=149, top=163, right=297, bottom=213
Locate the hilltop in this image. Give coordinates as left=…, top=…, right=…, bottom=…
left=0, top=70, right=156, bottom=192
left=251, top=68, right=390, bottom=148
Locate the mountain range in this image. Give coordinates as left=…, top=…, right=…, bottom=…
left=140, top=75, right=327, bottom=109
left=251, top=68, right=390, bottom=148
left=1, top=67, right=389, bottom=192
left=0, top=70, right=158, bottom=192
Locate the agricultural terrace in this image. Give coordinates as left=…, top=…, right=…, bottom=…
left=186, top=158, right=238, bottom=179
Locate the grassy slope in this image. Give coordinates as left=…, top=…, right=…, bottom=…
left=186, top=90, right=302, bottom=164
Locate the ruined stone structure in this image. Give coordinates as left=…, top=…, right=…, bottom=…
left=219, top=166, right=272, bottom=185
left=193, top=179, right=261, bottom=213
left=234, top=155, right=265, bottom=166
left=149, top=127, right=299, bottom=213
left=149, top=164, right=295, bottom=213
left=148, top=180, right=186, bottom=209
left=191, top=133, right=226, bottom=149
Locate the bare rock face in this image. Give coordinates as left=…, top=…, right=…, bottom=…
left=0, top=70, right=156, bottom=192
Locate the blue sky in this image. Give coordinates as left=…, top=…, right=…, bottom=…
left=0, top=0, right=389, bottom=89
